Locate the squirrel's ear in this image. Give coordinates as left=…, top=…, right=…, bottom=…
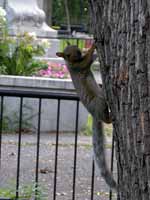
left=56, top=52, right=65, bottom=58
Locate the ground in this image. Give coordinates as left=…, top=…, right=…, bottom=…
left=0, top=133, right=117, bottom=200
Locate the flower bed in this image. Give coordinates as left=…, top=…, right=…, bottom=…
left=37, top=62, right=70, bottom=79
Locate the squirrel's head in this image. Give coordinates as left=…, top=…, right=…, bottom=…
left=56, top=45, right=82, bottom=65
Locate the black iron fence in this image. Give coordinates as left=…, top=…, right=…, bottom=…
left=0, top=89, right=115, bottom=200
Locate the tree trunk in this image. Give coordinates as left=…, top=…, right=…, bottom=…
left=89, top=0, right=150, bottom=199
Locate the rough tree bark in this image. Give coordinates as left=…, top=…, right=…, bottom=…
left=89, top=0, right=150, bottom=199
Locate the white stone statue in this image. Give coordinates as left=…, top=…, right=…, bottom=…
left=5, top=0, right=57, bottom=37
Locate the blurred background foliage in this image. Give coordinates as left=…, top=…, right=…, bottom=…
left=52, top=0, right=90, bottom=32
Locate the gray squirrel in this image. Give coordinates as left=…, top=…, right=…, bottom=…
left=56, top=43, right=117, bottom=190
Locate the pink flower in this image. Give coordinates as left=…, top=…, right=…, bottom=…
left=37, top=62, right=70, bottom=79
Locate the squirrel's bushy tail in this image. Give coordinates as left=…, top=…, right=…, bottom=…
left=92, top=118, right=117, bottom=190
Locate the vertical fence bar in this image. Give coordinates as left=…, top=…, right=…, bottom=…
left=0, top=96, right=4, bottom=167
left=76, top=38, right=79, bottom=47
left=0, top=90, right=116, bottom=200
left=91, top=160, right=95, bottom=200
left=109, top=133, right=115, bottom=200
left=53, top=99, right=61, bottom=200
left=16, top=97, right=23, bottom=199
left=72, top=100, right=79, bottom=200
left=35, top=98, right=42, bottom=198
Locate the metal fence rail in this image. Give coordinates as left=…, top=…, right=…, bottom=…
left=0, top=89, right=115, bottom=200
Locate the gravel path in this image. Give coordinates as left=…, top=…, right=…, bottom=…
left=0, top=133, right=117, bottom=200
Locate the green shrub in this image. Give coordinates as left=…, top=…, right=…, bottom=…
left=0, top=7, right=48, bottom=76
left=60, top=39, right=85, bottom=51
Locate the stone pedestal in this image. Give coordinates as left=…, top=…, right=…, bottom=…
left=5, top=0, right=57, bottom=37
left=0, top=0, right=59, bottom=58
left=0, top=0, right=4, bottom=7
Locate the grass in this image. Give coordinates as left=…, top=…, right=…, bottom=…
left=0, top=182, right=48, bottom=200
left=96, top=191, right=117, bottom=199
